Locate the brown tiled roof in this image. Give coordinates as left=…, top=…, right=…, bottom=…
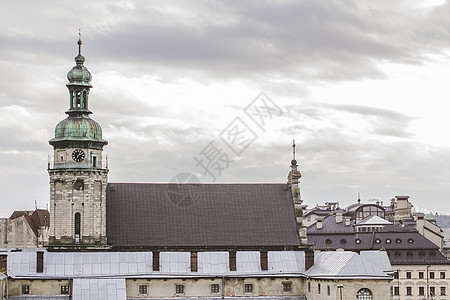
left=31, top=209, right=50, bottom=228
left=106, top=183, right=300, bottom=248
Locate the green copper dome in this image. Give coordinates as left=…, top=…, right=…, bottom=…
left=49, top=113, right=107, bottom=149
left=49, top=38, right=107, bottom=150
left=53, top=115, right=103, bottom=139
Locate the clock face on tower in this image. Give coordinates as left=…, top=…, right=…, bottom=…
left=72, top=149, right=85, bottom=162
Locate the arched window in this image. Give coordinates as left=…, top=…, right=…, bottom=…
left=357, top=288, right=373, bottom=300
left=74, top=212, right=81, bottom=243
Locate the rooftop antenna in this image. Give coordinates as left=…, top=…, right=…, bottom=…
left=35, top=200, right=37, bottom=210
left=358, top=192, right=361, bottom=204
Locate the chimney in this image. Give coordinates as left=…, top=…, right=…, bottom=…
left=305, top=249, right=314, bottom=271
left=190, top=251, right=198, bottom=272
left=344, top=217, right=351, bottom=226
left=37, top=251, right=44, bottom=273
left=152, top=251, right=160, bottom=271
left=316, top=218, right=323, bottom=229
left=335, top=211, right=343, bottom=223
left=260, top=251, right=268, bottom=271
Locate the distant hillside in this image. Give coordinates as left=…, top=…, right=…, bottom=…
left=434, top=215, right=450, bottom=229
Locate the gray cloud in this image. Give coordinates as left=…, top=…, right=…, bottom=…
left=1, top=0, right=450, bottom=216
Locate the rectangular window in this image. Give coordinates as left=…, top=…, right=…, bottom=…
left=61, top=285, right=70, bottom=295
left=244, top=284, right=253, bottom=293
left=441, top=271, right=446, bottom=279
left=211, top=284, right=220, bottom=294
left=282, top=282, right=292, bottom=293
left=394, top=286, right=399, bottom=296
left=327, top=285, right=330, bottom=296
left=138, top=285, right=148, bottom=295
left=430, top=271, right=435, bottom=279
left=22, top=285, right=30, bottom=295
left=430, top=286, right=436, bottom=296
left=175, top=284, right=184, bottom=295
left=406, top=286, right=412, bottom=296
left=393, top=271, right=399, bottom=279
left=406, top=271, right=411, bottom=279
left=441, top=287, right=446, bottom=296
left=419, top=271, right=424, bottom=279
left=318, top=283, right=321, bottom=294
left=308, top=282, right=311, bottom=293
left=419, top=286, right=425, bottom=296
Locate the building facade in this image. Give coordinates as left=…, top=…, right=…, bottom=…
left=308, top=214, right=450, bottom=300
left=4, top=249, right=391, bottom=299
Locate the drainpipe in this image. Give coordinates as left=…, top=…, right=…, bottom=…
left=427, top=265, right=430, bottom=300
left=221, top=276, right=225, bottom=300
left=69, top=278, right=73, bottom=300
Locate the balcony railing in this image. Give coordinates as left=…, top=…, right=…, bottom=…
left=48, top=154, right=108, bottom=170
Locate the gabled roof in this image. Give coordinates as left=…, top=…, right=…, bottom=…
left=305, top=251, right=389, bottom=279
left=106, top=183, right=300, bottom=248
left=357, top=215, right=392, bottom=226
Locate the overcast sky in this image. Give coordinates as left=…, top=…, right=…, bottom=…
left=1, top=0, right=450, bottom=217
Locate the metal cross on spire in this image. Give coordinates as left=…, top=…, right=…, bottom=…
left=292, top=139, right=296, bottom=160
left=77, top=29, right=82, bottom=55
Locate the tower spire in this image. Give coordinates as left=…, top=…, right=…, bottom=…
left=287, top=139, right=306, bottom=244
left=78, top=29, right=82, bottom=56
left=292, top=139, right=296, bottom=161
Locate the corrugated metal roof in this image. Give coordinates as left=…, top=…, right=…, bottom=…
left=134, top=298, right=306, bottom=300
left=359, top=251, right=393, bottom=273
left=106, top=183, right=299, bottom=248
left=7, top=250, right=391, bottom=281
left=8, top=297, right=69, bottom=300
left=305, top=252, right=389, bottom=279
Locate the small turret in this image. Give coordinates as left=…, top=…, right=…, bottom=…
left=287, top=140, right=307, bottom=244
left=287, top=140, right=302, bottom=204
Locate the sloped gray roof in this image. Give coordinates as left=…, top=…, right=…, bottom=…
left=305, top=251, right=389, bottom=279
left=307, top=218, right=450, bottom=265
left=136, top=298, right=306, bottom=300
left=7, top=250, right=305, bottom=278
left=8, top=297, right=69, bottom=300
left=307, top=215, right=354, bottom=234
left=106, top=183, right=300, bottom=248
left=359, top=251, right=393, bottom=273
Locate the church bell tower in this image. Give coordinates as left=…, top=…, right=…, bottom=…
left=48, top=38, right=109, bottom=250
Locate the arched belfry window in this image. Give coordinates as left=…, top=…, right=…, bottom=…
left=356, top=288, right=372, bottom=300
left=83, top=90, right=87, bottom=108
left=74, top=212, right=81, bottom=243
